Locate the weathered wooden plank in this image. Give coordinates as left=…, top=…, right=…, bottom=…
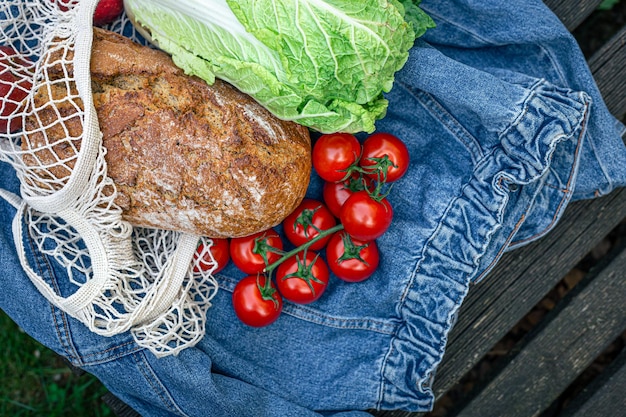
left=543, top=0, right=604, bottom=31
left=561, top=348, right=626, bottom=417
left=451, top=243, right=626, bottom=417
left=588, top=26, right=626, bottom=119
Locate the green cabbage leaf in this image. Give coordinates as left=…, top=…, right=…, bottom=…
left=124, top=0, right=434, bottom=133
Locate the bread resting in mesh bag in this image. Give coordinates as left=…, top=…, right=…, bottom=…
left=0, top=0, right=311, bottom=356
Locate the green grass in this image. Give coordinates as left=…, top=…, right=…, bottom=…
left=598, top=0, right=622, bottom=10
left=0, top=311, right=113, bottom=417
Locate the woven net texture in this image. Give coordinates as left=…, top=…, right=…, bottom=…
left=0, top=0, right=219, bottom=357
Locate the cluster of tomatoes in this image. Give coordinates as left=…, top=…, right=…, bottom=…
left=193, top=131, right=410, bottom=327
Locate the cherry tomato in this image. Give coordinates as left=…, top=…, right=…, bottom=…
left=275, top=251, right=329, bottom=304
left=193, top=238, right=230, bottom=274
left=312, top=133, right=362, bottom=182
left=360, top=132, right=409, bottom=182
left=326, top=232, right=380, bottom=282
left=0, top=46, right=32, bottom=133
left=323, top=174, right=373, bottom=218
left=283, top=199, right=337, bottom=250
left=340, top=191, right=393, bottom=241
left=230, top=229, right=283, bottom=274
left=232, top=275, right=282, bottom=327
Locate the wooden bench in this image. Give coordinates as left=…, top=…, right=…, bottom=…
left=68, top=1, right=626, bottom=416
left=372, top=0, right=626, bottom=416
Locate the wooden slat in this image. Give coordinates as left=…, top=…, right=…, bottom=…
left=102, top=392, right=141, bottom=417
left=561, top=348, right=626, bottom=417
left=588, top=26, right=626, bottom=119
left=543, top=0, right=604, bottom=31
left=452, top=244, right=626, bottom=417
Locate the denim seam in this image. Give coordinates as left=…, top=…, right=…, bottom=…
left=376, top=328, right=401, bottom=410
left=584, top=130, right=614, bottom=196
left=420, top=6, right=494, bottom=45
left=474, top=213, right=527, bottom=283
left=24, top=219, right=82, bottom=364
left=496, top=78, right=544, bottom=142
left=134, top=351, right=191, bottom=417
left=216, top=275, right=399, bottom=334
left=376, top=176, right=474, bottom=410
left=378, top=175, right=505, bottom=410
left=72, top=341, right=144, bottom=364
left=396, top=82, right=484, bottom=164
left=508, top=100, right=589, bottom=248
left=533, top=40, right=609, bottom=197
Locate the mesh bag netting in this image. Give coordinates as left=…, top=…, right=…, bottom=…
left=0, top=0, right=219, bottom=357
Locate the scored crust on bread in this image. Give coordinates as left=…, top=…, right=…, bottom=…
left=22, top=28, right=312, bottom=238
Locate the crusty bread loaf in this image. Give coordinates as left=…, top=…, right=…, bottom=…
left=23, top=28, right=311, bottom=238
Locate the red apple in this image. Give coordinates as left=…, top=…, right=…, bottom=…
left=49, top=0, right=124, bottom=26
left=0, top=46, right=32, bottom=134
left=93, top=0, right=124, bottom=26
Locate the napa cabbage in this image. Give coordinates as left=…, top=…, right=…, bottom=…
left=124, top=0, right=434, bottom=133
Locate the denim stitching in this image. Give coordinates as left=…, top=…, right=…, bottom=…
left=401, top=86, right=484, bottom=164
left=216, top=275, right=399, bottom=333
left=497, top=78, right=543, bottom=142
left=473, top=213, right=527, bottom=283
left=508, top=102, right=589, bottom=247
left=24, top=219, right=81, bottom=363
left=71, top=341, right=144, bottom=365
left=375, top=178, right=469, bottom=409
left=421, top=6, right=495, bottom=45
left=134, top=351, right=190, bottom=417
left=280, top=305, right=399, bottom=334
left=584, top=130, right=614, bottom=195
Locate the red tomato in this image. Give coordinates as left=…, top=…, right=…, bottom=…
left=275, top=251, right=329, bottom=304
left=312, top=133, right=362, bottom=182
left=0, top=46, right=32, bottom=133
left=193, top=238, right=230, bottom=274
left=230, top=229, right=283, bottom=274
left=283, top=199, right=337, bottom=250
left=340, top=191, right=393, bottom=241
left=232, top=275, right=282, bottom=327
left=323, top=174, right=373, bottom=218
left=326, top=232, right=380, bottom=282
left=360, top=132, right=409, bottom=182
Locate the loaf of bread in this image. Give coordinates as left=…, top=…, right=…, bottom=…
left=22, top=28, right=311, bottom=238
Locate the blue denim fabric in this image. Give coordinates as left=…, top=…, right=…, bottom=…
left=2, top=0, right=626, bottom=416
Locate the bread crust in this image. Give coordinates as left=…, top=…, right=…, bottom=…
left=23, top=28, right=311, bottom=238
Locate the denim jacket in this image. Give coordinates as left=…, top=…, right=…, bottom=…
left=1, top=0, right=625, bottom=416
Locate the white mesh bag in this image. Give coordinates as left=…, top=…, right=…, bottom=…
left=0, top=0, right=219, bottom=357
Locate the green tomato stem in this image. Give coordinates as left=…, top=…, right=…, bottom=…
left=264, top=224, right=344, bottom=274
